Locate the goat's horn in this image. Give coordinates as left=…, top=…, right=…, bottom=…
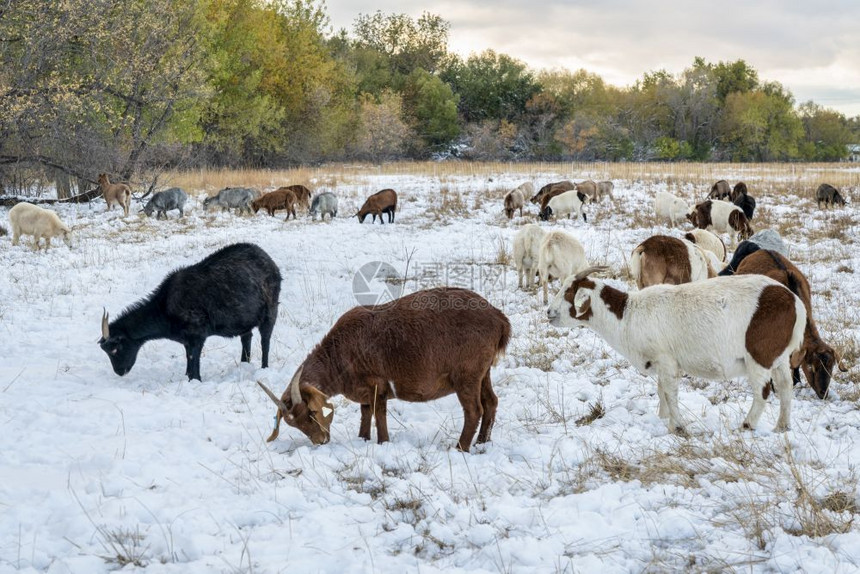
left=289, top=365, right=304, bottom=405
left=101, top=308, right=110, bottom=339
left=837, top=352, right=849, bottom=372
left=257, top=380, right=287, bottom=411
left=573, top=266, right=609, bottom=281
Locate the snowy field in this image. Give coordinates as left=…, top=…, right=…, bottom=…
left=2, top=167, right=860, bottom=573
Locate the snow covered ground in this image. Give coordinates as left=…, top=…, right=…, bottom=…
left=2, top=168, right=860, bottom=573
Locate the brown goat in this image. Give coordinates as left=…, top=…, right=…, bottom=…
left=708, top=180, right=731, bottom=200
left=98, top=173, right=131, bottom=217
left=504, top=188, right=525, bottom=219
left=252, top=189, right=297, bottom=220
left=276, top=184, right=311, bottom=211
left=258, top=287, right=511, bottom=452
left=357, top=188, right=397, bottom=224
left=530, top=180, right=575, bottom=205
left=735, top=250, right=846, bottom=399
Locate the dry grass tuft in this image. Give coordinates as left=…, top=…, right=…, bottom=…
left=574, top=399, right=606, bottom=427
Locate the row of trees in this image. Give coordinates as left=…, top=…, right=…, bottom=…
left=1, top=0, right=858, bottom=194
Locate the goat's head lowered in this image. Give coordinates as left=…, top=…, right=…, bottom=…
left=258, top=366, right=335, bottom=445
left=98, top=309, right=143, bottom=376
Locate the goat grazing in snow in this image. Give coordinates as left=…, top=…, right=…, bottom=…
left=687, top=199, right=753, bottom=243
left=816, top=183, right=846, bottom=209
left=257, top=287, right=510, bottom=452
left=251, top=188, right=298, bottom=219
left=734, top=249, right=847, bottom=399
left=99, top=243, right=281, bottom=381
left=357, top=188, right=397, bottom=224
left=538, top=229, right=588, bottom=304
left=309, top=192, right=338, bottom=221
left=629, top=235, right=716, bottom=289
left=538, top=189, right=588, bottom=223
left=654, top=191, right=690, bottom=227
left=142, top=187, right=187, bottom=219
left=98, top=173, right=131, bottom=217
left=504, top=187, right=526, bottom=219
left=513, top=223, right=547, bottom=289
left=547, top=268, right=806, bottom=433
left=275, top=184, right=312, bottom=211
left=203, top=187, right=255, bottom=215
left=530, top=180, right=574, bottom=205
left=9, top=202, right=72, bottom=250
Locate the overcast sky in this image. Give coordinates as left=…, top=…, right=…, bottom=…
left=326, top=1, right=860, bottom=117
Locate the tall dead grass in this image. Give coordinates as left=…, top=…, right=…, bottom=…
left=165, top=162, right=860, bottom=197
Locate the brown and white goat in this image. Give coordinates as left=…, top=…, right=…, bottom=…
left=687, top=199, right=753, bottom=243
left=252, top=189, right=298, bottom=219
left=530, top=180, right=575, bottom=205
left=629, top=235, right=716, bottom=289
left=357, top=188, right=397, bottom=224
left=98, top=173, right=131, bottom=217
left=258, top=287, right=510, bottom=452
left=735, top=250, right=846, bottom=399
left=547, top=268, right=806, bottom=433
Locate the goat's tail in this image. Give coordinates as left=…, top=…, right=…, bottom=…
left=493, top=316, right=512, bottom=365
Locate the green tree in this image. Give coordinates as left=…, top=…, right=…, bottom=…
left=442, top=50, right=539, bottom=123
left=402, top=69, right=459, bottom=150
left=712, top=59, right=759, bottom=102
left=798, top=101, right=851, bottom=161
left=352, top=11, right=449, bottom=78
left=719, top=85, right=803, bottom=161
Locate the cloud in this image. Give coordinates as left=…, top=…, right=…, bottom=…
left=326, top=1, right=860, bottom=116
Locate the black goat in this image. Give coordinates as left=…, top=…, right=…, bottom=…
left=99, top=243, right=282, bottom=381
left=718, top=241, right=761, bottom=276
left=732, top=190, right=755, bottom=219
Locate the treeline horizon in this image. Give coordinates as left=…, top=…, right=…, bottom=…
left=2, top=0, right=858, bottom=196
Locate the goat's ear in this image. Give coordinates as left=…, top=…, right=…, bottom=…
left=789, top=349, right=805, bottom=370
left=304, top=386, right=335, bottom=420
left=573, top=290, right=591, bottom=319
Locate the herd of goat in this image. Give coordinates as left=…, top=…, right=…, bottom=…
left=0, top=174, right=851, bottom=452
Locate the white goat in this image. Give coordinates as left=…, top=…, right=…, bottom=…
left=9, top=202, right=72, bottom=250
left=513, top=224, right=546, bottom=290
left=683, top=228, right=726, bottom=262
left=547, top=270, right=806, bottom=433
left=538, top=229, right=588, bottom=304
left=539, top=189, right=588, bottom=223
left=654, top=191, right=690, bottom=227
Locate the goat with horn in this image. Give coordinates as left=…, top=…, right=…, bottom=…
left=258, top=287, right=510, bottom=452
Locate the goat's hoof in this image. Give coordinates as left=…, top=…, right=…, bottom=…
left=741, top=422, right=754, bottom=430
